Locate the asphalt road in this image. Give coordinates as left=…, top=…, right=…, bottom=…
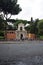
left=0, top=41, right=43, bottom=56
left=0, top=41, right=43, bottom=65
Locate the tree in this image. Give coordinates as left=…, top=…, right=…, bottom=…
left=29, top=18, right=39, bottom=35
left=13, top=19, right=29, bottom=29
left=0, top=17, right=5, bottom=30
left=25, top=26, right=30, bottom=33
left=33, top=19, right=39, bottom=35
left=38, top=19, right=43, bottom=35
left=0, top=0, right=22, bottom=20
left=30, top=17, right=33, bottom=25
left=24, top=17, right=34, bottom=33
left=29, top=17, right=34, bottom=33
left=0, top=0, right=22, bottom=39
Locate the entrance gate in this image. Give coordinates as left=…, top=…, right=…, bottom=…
left=20, top=34, right=23, bottom=40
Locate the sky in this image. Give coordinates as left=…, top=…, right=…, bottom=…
left=11, top=0, right=43, bottom=21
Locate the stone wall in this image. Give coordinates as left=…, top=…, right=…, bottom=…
left=27, top=33, right=36, bottom=39
left=5, top=31, right=16, bottom=40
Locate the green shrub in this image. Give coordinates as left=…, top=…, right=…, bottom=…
left=39, top=36, right=43, bottom=39
left=0, top=36, right=4, bottom=40
left=0, top=31, right=4, bottom=36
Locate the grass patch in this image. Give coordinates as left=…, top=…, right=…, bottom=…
left=39, top=36, right=43, bottom=39
left=0, top=36, right=4, bottom=40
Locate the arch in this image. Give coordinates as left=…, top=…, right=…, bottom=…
left=20, top=34, right=23, bottom=40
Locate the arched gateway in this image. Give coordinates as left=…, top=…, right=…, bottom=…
left=16, top=23, right=27, bottom=40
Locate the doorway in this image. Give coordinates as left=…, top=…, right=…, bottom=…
left=20, top=34, right=23, bottom=40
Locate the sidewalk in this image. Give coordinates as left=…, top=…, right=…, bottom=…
left=0, top=40, right=43, bottom=44
left=0, top=40, right=28, bottom=44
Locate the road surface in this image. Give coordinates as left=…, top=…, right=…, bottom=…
left=0, top=41, right=43, bottom=65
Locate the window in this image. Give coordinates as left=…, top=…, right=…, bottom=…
left=20, top=27, right=22, bottom=31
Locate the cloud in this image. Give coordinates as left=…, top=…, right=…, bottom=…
left=11, top=0, right=43, bottom=20
left=32, top=0, right=42, bottom=19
